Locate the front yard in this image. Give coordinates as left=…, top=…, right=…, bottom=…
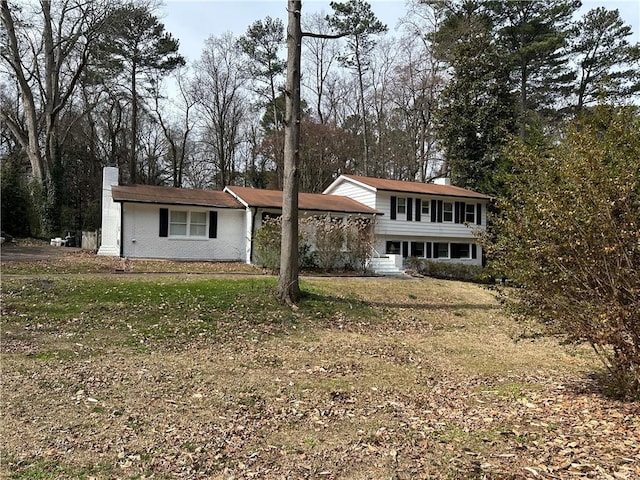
left=1, top=264, right=638, bottom=479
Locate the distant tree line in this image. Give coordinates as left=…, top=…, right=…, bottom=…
left=1, top=0, right=638, bottom=237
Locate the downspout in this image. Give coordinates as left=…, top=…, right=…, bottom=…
left=249, top=207, right=257, bottom=264
left=119, top=204, right=124, bottom=257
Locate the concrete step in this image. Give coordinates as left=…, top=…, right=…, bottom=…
left=368, top=257, right=405, bottom=276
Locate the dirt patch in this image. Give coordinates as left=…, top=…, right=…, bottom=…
left=0, top=243, right=81, bottom=262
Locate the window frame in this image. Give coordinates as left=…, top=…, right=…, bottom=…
left=464, top=203, right=476, bottom=224
left=436, top=242, right=450, bottom=259
left=410, top=241, right=425, bottom=258
left=443, top=202, right=454, bottom=222
left=386, top=240, right=401, bottom=255
left=396, top=197, right=406, bottom=216
left=421, top=200, right=430, bottom=219
left=451, top=242, right=471, bottom=259
left=169, top=209, right=209, bottom=238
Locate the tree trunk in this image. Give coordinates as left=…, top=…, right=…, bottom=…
left=130, top=62, right=138, bottom=184
left=520, top=60, right=527, bottom=140
left=278, top=0, right=302, bottom=305
left=356, top=53, right=370, bottom=176
left=0, top=0, right=46, bottom=182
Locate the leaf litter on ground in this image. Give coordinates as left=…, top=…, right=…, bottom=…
left=1, top=265, right=638, bottom=479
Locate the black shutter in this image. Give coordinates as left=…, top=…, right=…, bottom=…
left=209, top=211, right=218, bottom=238
left=415, top=199, right=421, bottom=221
left=472, top=243, right=477, bottom=259
left=159, top=208, right=168, bottom=237
left=406, top=198, right=413, bottom=221
left=437, top=200, right=443, bottom=223
left=402, top=241, right=409, bottom=258
left=433, top=242, right=439, bottom=258
left=431, top=200, right=437, bottom=222
left=454, top=201, right=461, bottom=223
left=476, top=204, right=482, bottom=225
left=460, top=202, right=466, bottom=223
left=390, top=196, right=397, bottom=220
left=426, top=242, right=432, bottom=259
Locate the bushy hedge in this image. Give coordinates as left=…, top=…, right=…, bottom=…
left=487, top=106, right=640, bottom=398
left=253, top=215, right=375, bottom=273
left=406, top=258, right=490, bottom=283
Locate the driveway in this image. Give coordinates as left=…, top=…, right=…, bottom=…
left=0, top=243, right=82, bottom=262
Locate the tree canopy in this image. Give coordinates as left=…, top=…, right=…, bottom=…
left=1, top=0, right=638, bottom=239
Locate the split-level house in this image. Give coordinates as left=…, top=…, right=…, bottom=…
left=98, top=167, right=489, bottom=274
left=323, top=175, right=489, bottom=273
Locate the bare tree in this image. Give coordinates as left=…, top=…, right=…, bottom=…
left=0, top=0, right=113, bottom=184
left=279, top=0, right=349, bottom=305
left=192, top=33, right=247, bottom=188
left=326, top=0, right=387, bottom=175
left=278, top=0, right=303, bottom=305
left=301, top=11, right=341, bottom=124
left=151, top=66, right=196, bottom=188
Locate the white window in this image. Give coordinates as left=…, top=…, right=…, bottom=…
left=443, top=202, right=453, bottom=222
left=170, top=211, right=188, bottom=236
left=421, top=201, right=430, bottom=217
left=190, top=211, right=207, bottom=236
left=397, top=197, right=406, bottom=215
left=170, top=210, right=207, bottom=238
left=465, top=204, right=475, bottom=223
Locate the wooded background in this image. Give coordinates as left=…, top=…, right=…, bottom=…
left=1, top=0, right=638, bottom=237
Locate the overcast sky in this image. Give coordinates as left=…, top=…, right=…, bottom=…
left=160, top=0, right=640, bottom=63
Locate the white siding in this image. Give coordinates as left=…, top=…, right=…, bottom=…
left=375, top=192, right=485, bottom=239
left=121, top=203, right=246, bottom=261
left=326, top=181, right=376, bottom=209
left=374, top=236, right=483, bottom=266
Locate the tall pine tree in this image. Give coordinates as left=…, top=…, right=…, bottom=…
left=431, top=1, right=516, bottom=195
left=571, top=7, right=640, bottom=113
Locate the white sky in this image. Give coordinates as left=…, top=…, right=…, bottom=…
left=160, top=0, right=640, bottom=63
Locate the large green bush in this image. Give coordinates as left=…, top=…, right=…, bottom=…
left=487, top=106, right=640, bottom=398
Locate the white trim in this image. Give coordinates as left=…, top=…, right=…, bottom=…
left=323, top=175, right=378, bottom=195
left=223, top=186, right=251, bottom=208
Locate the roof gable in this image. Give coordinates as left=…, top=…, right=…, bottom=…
left=111, top=185, right=243, bottom=209
left=226, top=186, right=380, bottom=215
left=336, top=174, right=490, bottom=200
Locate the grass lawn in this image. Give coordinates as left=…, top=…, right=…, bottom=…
left=1, top=262, right=639, bottom=479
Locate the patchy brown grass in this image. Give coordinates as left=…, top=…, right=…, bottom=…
left=1, top=270, right=638, bottom=479
left=1, top=247, right=262, bottom=275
